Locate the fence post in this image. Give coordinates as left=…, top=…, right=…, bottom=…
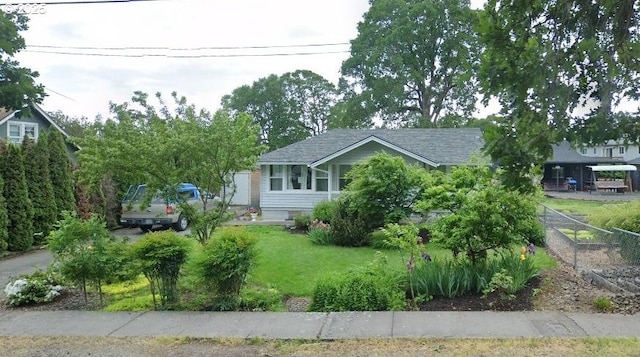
left=573, top=220, right=578, bottom=269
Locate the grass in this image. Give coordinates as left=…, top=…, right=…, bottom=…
left=558, top=228, right=595, bottom=240
left=4, top=336, right=640, bottom=356
left=97, top=226, right=557, bottom=310
left=539, top=197, right=621, bottom=215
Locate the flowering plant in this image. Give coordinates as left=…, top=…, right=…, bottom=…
left=4, top=275, right=65, bottom=307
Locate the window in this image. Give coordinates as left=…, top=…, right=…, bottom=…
left=593, top=148, right=597, bottom=154
left=580, top=147, right=587, bottom=155
left=288, top=165, right=311, bottom=190
left=7, top=121, right=38, bottom=144
left=270, top=165, right=283, bottom=191
left=605, top=148, right=613, bottom=157
left=619, top=147, right=625, bottom=155
left=338, top=165, right=352, bottom=190
left=552, top=166, right=564, bottom=179
left=315, top=165, right=328, bottom=192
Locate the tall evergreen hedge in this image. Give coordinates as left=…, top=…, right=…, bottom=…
left=0, top=141, right=7, bottom=252
left=0, top=174, right=8, bottom=253
left=22, top=134, right=58, bottom=243
left=2, top=144, right=34, bottom=251
left=47, top=130, right=76, bottom=217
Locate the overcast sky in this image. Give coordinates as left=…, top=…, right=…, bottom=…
left=8, top=0, right=493, bottom=120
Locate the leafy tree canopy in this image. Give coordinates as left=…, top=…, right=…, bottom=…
left=479, top=0, right=640, bottom=148
left=340, top=0, right=481, bottom=128
left=222, top=70, right=337, bottom=151
left=0, top=11, right=45, bottom=110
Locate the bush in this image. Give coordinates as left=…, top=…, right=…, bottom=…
left=4, top=269, right=65, bottom=307
left=239, top=287, right=283, bottom=311
left=194, top=227, right=258, bottom=310
left=588, top=201, right=640, bottom=233
left=130, top=230, right=191, bottom=309
left=293, top=214, right=312, bottom=231
left=330, top=199, right=371, bottom=247
left=370, top=229, right=390, bottom=249
left=308, top=269, right=405, bottom=312
left=312, top=200, right=337, bottom=224
left=592, top=296, right=614, bottom=311
left=308, top=220, right=334, bottom=245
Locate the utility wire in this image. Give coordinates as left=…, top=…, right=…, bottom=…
left=28, top=42, right=350, bottom=51
left=1, top=0, right=166, bottom=5
left=45, top=87, right=76, bottom=101
left=24, top=49, right=349, bottom=57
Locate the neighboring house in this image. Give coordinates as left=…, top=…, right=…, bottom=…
left=543, top=141, right=640, bottom=192
left=257, top=128, right=485, bottom=220
left=0, top=103, right=77, bottom=160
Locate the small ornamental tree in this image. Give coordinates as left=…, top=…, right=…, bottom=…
left=2, top=144, right=34, bottom=251
left=22, top=135, right=57, bottom=242
left=344, top=152, right=426, bottom=229
left=47, top=129, right=76, bottom=217
left=130, top=230, right=191, bottom=309
left=47, top=212, right=127, bottom=304
left=416, top=165, right=543, bottom=264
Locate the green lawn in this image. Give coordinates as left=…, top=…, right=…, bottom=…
left=539, top=197, right=621, bottom=215
left=99, top=226, right=558, bottom=310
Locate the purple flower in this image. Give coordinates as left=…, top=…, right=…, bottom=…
left=422, top=253, right=432, bottom=262
left=527, top=243, right=536, bottom=255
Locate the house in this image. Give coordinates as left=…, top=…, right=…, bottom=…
left=0, top=103, right=77, bottom=160
left=543, top=141, right=640, bottom=192
left=257, top=128, right=485, bottom=220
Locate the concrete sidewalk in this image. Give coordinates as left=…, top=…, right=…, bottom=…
left=1, top=310, right=639, bottom=339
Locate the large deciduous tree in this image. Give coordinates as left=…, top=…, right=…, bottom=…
left=1, top=144, right=34, bottom=251
left=479, top=0, right=640, bottom=150
left=340, top=0, right=480, bottom=128
left=0, top=11, right=45, bottom=110
left=222, top=70, right=337, bottom=150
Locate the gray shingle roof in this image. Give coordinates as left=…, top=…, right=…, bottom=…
left=547, top=141, right=624, bottom=164
left=258, top=128, right=485, bottom=166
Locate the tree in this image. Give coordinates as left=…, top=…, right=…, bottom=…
left=222, top=70, right=337, bottom=150
left=47, top=129, right=76, bottom=217
left=1, top=144, right=34, bottom=251
left=0, top=11, right=45, bottom=110
left=416, top=165, right=544, bottom=264
left=0, top=174, right=8, bottom=253
left=478, top=0, right=640, bottom=151
left=76, top=91, right=264, bottom=244
left=344, top=152, right=426, bottom=228
left=340, top=0, right=480, bottom=128
left=22, top=135, right=57, bottom=243
left=47, top=110, right=94, bottom=139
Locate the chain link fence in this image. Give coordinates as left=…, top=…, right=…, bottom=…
left=538, top=204, right=640, bottom=270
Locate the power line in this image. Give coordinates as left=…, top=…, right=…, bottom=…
left=23, top=49, right=350, bottom=58
left=45, top=87, right=76, bottom=101
left=28, top=42, right=350, bottom=51
left=1, top=0, right=166, bottom=5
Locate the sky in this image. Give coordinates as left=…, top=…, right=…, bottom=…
left=6, top=0, right=490, bottom=120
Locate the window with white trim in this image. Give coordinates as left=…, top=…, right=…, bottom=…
left=619, top=147, right=625, bottom=155
left=605, top=147, right=613, bottom=157
left=338, top=165, right=352, bottom=191
left=287, top=165, right=312, bottom=190
left=580, top=147, right=587, bottom=155
left=315, top=165, right=328, bottom=192
left=593, top=148, right=597, bottom=154
left=7, top=121, right=38, bottom=144
left=270, top=165, right=283, bottom=191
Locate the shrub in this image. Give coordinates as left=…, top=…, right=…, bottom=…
left=239, top=287, right=283, bottom=311
left=588, top=201, right=640, bottom=233
left=308, top=220, right=334, bottom=246
left=312, top=200, right=337, bottom=225
left=2, top=144, right=34, bottom=252
left=193, top=227, right=258, bottom=310
left=47, top=129, right=76, bottom=217
left=308, top=269, right=405, bottom=312
left=293, top=214, right=312, bottom=231
left=370, top=229, right=390, bottom=249
left=4, top=269, right=65, bottom=307
left=330, top=199, right=371, bottom=247
left=130, top=230, right=191, bottom=309
left=47, top=212, right=127, bottom=304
